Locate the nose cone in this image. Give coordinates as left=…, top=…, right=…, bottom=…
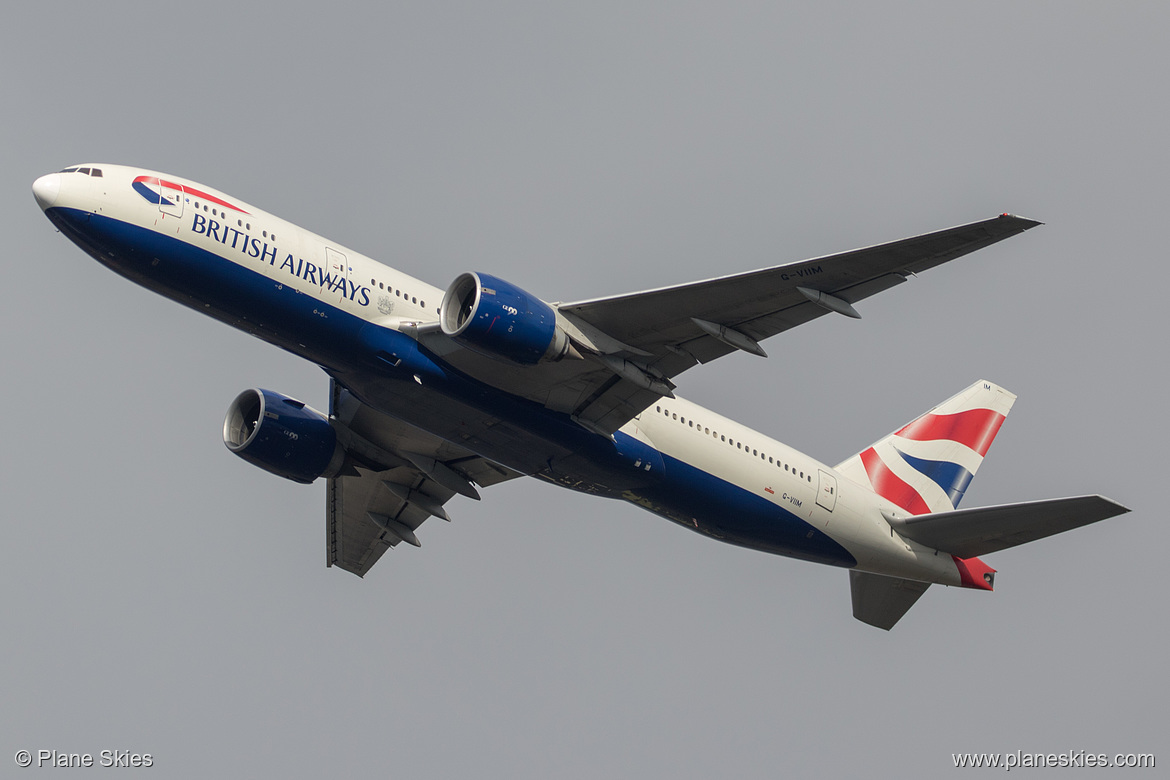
left=32, top=173, right=61, bottom=210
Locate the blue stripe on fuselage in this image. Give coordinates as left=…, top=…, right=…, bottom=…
left=618, top=439, right=856, bottom=567
left=43, top=207, right=625, bottom=470
left=131, top=180, right=173, bottom=206
left=47, top=206, right=856, bottom=568
left=46, top=206, right=344, bottom=361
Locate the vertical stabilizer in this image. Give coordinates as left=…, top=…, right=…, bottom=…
left=835, top=380, right=1016, bottom=515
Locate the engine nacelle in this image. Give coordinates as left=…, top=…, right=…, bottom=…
left=222, top=389, right=345, bottom=484
left=440, top=272, right=571, bottom=365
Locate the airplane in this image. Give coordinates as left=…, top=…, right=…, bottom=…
left=32, top=164, right=1129, bottom=629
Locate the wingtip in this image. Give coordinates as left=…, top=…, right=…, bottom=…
left=1095, top=494, right=1132, bottom=516
left=999, top=213, right=1044, bottom=229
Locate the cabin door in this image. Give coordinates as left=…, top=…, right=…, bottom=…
left=816, top=470, right=838, bottom=512
left=159, top=180, right=184, bottom=218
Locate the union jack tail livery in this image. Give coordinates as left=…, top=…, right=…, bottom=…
left=836, top=381, right=1016, bottom=516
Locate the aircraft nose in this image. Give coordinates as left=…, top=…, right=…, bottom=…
left=32, top=173, right=61, bottom=210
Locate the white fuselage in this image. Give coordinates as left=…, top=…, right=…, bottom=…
left=34, top=164, right=973, bottom=588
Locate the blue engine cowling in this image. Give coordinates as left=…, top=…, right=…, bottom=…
left=440, top=272, right=571, bottom=364
left=222, top=389, right=344, bottom=484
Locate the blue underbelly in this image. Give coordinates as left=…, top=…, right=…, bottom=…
left=624, top=451, right=856, bottom=567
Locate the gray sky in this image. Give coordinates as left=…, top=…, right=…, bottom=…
left=3, top=2, right=1165, bottom=776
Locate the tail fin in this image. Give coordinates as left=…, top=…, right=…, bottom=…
left=835, top=380, right=1016, bottom=516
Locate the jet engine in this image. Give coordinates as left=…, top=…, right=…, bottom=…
left=223, top=388, right=345, bottom=484
left=440, top=272, right=573, bottom=364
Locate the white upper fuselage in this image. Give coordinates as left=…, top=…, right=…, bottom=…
left=34, top=163, right=972, bottom=588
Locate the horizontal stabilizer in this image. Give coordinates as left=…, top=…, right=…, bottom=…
left=894, top=495, right=1129, bottom=559
left=849, top=571, right=931, bottom=630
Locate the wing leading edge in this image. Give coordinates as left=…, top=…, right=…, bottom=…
left=419, top=214, right=1041, bottom=437
left=560, top=214, right=1042, bottom=365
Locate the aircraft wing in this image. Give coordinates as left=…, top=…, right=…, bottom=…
left=559, top=213, right=1041, bottom=363
left=419, top=214, right=1040, bottom=435
left=326, top=380, right=521, bottom=577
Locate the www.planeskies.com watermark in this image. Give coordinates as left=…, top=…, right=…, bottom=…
left=953, top=750, right=1154, bottom=770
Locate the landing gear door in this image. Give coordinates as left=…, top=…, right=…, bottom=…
left=159, top=180, right=184, bottom=218
left=816, top=470, right=837, bottom=512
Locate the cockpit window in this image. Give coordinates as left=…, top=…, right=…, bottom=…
left=59, top=167, right=78, bottom=173
left=90, top=168, right=102, bottom=177
left=78, top=168, right=91, bottom=175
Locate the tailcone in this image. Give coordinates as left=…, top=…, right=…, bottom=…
left=953, top=555, right=996, bottom=590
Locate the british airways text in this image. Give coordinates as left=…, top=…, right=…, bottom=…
left=191, top=213, right=371, bottom=305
